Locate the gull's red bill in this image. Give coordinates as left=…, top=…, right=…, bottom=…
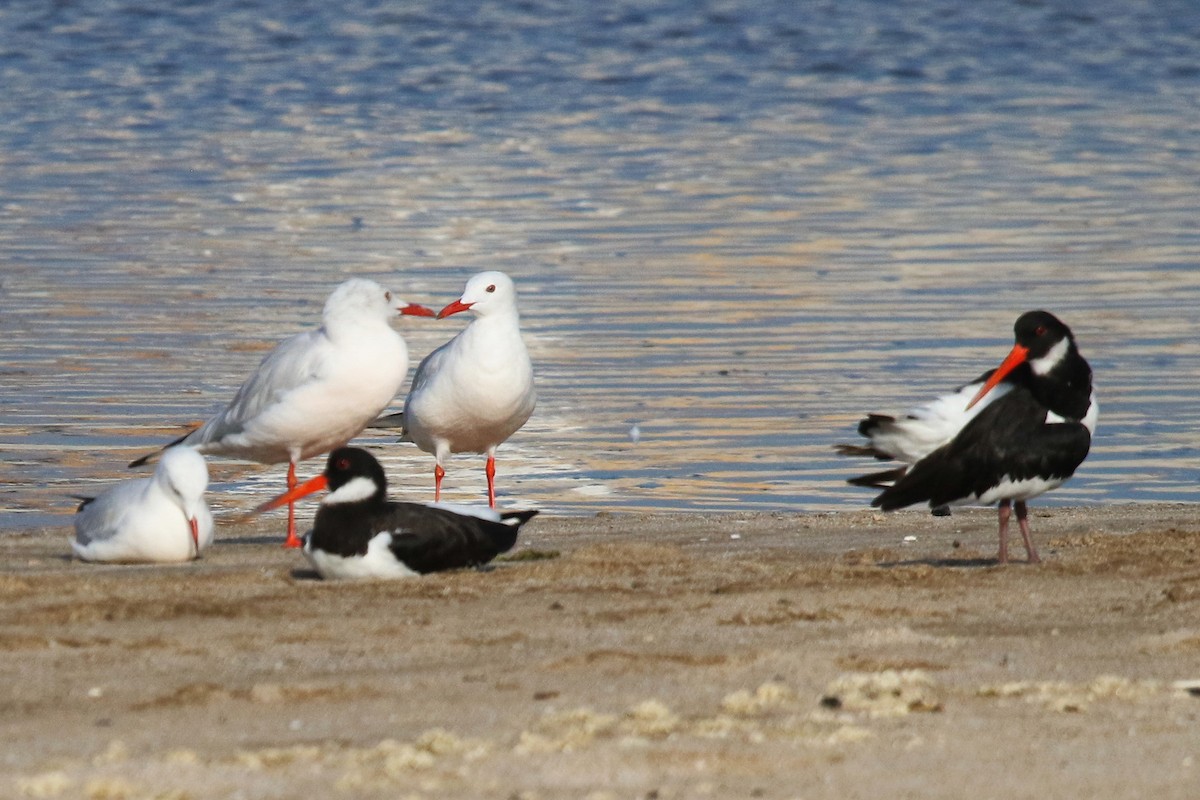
left=400, top=303, right=436, bottom=317
left=437, top=299, right=474, bottom=319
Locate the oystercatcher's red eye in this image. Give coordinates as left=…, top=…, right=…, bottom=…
left=1034, top=325, right=1047, bottom=336
left=336, top=458, right=351, bottom=470
left=486, top=284, right=496, bottom=293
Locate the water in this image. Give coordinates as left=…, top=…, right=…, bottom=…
left=3, top=0, right=1200, bottom=528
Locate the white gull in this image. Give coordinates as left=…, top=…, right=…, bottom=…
left=130, top=278, right=433, bottom=546
left=74, top=446, right=214, bottom=563
left=379, top=271, right=535, bottom=508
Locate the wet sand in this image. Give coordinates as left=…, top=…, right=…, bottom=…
left=3, top=505, right=1200, bottom=799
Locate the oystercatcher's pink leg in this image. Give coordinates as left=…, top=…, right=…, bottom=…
left=1015, top=501, right=1040, bottom=564
left=283, top=460, right=303, bottom=549
left=996, top=499, right=1012, bottom=564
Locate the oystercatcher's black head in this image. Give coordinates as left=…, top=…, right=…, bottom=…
left=1013, top=310, right=1075, bottom=363
left=967, top=310, right=1081, bottom=410
left=254, top=446, right=388, bottom=513
left=320, top=447, right=388, bottom=506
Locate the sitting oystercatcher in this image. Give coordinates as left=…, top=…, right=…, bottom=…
left=840, top=310, right=1097, bottom=563
left=255, top=446, right=538, bottom=580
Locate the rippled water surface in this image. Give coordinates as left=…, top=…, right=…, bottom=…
left=3, top=0, right=1200, bottom=528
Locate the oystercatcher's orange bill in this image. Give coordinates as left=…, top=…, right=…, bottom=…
left=966, top=343, right=1030, bottom=410
left=254, top=473, right=329, bottom=514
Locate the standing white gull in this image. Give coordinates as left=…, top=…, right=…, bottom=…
left=130, top=278, right=434, bottom=547
left=376, top=271, right=535, bottom=508
left=74, top=446, right=214, bottom=563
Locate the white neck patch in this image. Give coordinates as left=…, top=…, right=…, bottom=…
left=323, top=476, right=378, bottom=505
left=1029, top=337, right=1069, bottom=376
left=1044, top=389, right=1098, bottom=431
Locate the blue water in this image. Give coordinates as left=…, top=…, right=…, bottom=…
left=3, top=0, right=1199, bottom=528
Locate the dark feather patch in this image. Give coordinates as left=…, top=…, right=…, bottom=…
left=871, top=388, right=1091, bottom=511
left=834, top=443, right=886, bottom=458
left=368, top=411, right=406, bottom=430
left=847, top=466, right=908, bottom=489
left=128, top=430, right=192, bottom=469
left=312, top=504, right=538, bottom=572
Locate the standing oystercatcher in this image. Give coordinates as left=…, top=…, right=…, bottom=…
left=74, top=446, right=214, bottom=563
left=374, top=271, right=535, bottom=508
left=129, top=279, right=433, bottom=549
left=841, top=310, right=1097, bottom=563
left=255, top=446, right=538, bottom=580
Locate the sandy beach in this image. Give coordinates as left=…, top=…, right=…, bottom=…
left=4, top=4, right=1200, bottom=798
left=3, top=505, right=1199, bottom=799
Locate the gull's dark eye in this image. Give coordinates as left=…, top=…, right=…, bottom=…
left=486, top=284, right=496, bottom=293
left=384, top=291, right=393, bottom=302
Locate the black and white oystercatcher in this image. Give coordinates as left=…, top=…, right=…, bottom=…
left=375, top=271, right=535, bottom=508
left=840, top=310, right=1097, bottom=563
left=255, top=446, right=538, bottom=580
left=129, top=279, right=433, bottom=549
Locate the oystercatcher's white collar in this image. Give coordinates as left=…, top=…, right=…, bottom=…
left=1029, top=337, right=1070, bottom=376
left=323, top=476, right=378, bottom=505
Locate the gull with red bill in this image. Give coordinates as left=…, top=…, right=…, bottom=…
left=840, top=310, right=1097, bottom=563
left=73, top=446, right=214, bottom=563
left=129, top=278, right=434, bottom=548
left=254, top=446, right=538, bottom=580
left=374, top=270, right=535, bottom=508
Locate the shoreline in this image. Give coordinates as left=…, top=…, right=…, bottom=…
left=4, top=505, right=1200, bottom=798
